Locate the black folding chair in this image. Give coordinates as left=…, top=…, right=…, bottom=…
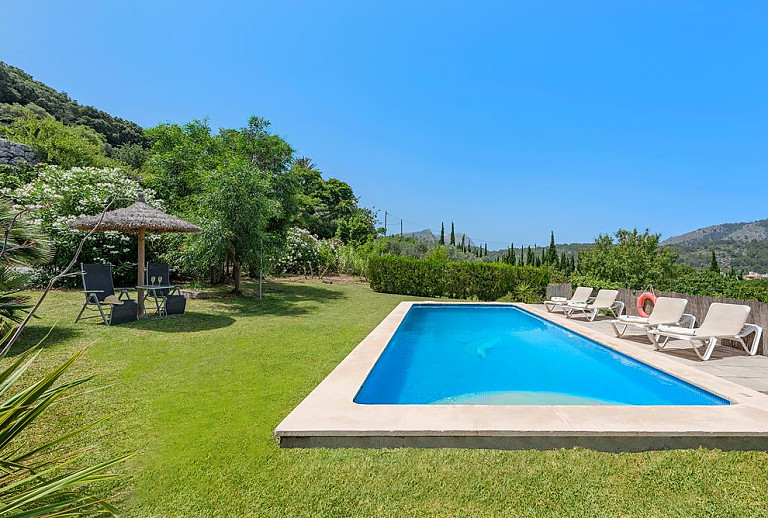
left=145, top=263, right=186, bottom=316
left=75, top=263, right=137, bottom=325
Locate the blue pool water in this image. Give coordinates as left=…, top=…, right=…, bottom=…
left=354, top=305, right=728, bottom=406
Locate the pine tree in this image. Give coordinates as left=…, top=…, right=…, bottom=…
left=450, top=222, right=455, bottom=246
left=710, top=250, right=719, bottom=273
left=439, top=222, right=445, bottom=245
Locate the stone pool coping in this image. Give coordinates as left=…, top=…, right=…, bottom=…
left=274, top=301, right=768, bottom=451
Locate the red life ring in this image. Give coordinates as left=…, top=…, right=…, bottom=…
left=636, top=292, right=657, bottom=318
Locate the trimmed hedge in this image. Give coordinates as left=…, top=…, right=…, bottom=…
left=368, top=256, right=550, bottom=301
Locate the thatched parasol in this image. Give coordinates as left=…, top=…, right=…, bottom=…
left=69, top=191, right=200, bottom=315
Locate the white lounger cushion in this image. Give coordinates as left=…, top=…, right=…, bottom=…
left=657, top=325, right=695, bottom=335
left=618, top=315, right=649, bottom=324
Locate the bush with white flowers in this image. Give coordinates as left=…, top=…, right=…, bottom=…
left=275, top=227, right=341, bottom=278
left=2, top=166, right=163, bottom=286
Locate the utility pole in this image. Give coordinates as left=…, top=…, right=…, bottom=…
left=384, top=211, right=388, bottom=235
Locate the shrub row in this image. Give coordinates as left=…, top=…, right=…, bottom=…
left=368, top=255, right=550, bottom=301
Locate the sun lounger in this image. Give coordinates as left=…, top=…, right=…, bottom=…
left=565, top=289, right=624, bottom=321
left=609, top=297, right=693, bottom=342
left=75, top=263, right=137, bottom=325
left=544, top=286, right=593, bottom=313
left=648, top=302, right=763, bottom=360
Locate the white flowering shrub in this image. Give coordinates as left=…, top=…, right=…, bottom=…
left=2, top=166, right=163, bottom=286
left=275, top=227, right=341, bottom=278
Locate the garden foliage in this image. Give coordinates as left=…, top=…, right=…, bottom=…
left=368, top=255, right=549, bottom=301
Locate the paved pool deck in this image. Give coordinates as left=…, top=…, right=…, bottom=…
left=533, top=304, right=768, bottom=395
left=275, top=302, right=768, bottom=451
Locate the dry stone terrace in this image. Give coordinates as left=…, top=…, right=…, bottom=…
left=535, top=304, right=768, bottom=395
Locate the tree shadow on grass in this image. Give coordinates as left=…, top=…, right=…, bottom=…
left=203, top=280, right=347, bottom=318
left=121, top=311, right=236, bottom=333
left=5, top=325, right=83, bottom=357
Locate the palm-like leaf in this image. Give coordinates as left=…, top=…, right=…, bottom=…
left=0, top=329, right=130, bottom=516
left=0, top=198, right=52, bottom=268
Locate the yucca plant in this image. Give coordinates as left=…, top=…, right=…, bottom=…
left=0, top=332, right=131, bottom=516
left=0, top=199, right=52, bottom=335
left=0, top=199, right=129, bottom=515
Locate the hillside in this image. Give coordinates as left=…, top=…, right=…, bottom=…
left=663, top=219, right=768, bottom=245
left=663, top=218, right=768, bottom=273
left=402, top=228, right=474, bottom=246
left=0, top=61, right=146, bottom=148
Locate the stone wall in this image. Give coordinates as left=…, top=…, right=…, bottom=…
left=0, top=138, right=41, bottom=166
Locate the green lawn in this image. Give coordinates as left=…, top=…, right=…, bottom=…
left=8, top=279, right=768, bottom=517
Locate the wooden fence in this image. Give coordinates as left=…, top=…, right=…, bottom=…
left=546, top=283, right=768, bottom=355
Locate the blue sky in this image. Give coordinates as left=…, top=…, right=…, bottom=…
left=2, top=1, right=767, bottom=249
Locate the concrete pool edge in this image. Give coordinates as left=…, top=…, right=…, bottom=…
left=274, top=301, right=768, bottom=451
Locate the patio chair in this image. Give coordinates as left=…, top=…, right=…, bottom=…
left=565, top=289, right=624, bottom=321
left=145, top=263, right=186, bottom=316
left=544, top=286, right=593, bottom=313
left=648, top=302, right=763, bottom=361
left=609, top=297, right=694, bottom=343
left=75, top=263, right=137, bottom=325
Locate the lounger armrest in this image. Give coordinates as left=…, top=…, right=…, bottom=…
left=82, top=289, right=104, bottom=293
left=738, top=324, right=763, bottom=339
left=678, top=313, right=696, bottom=329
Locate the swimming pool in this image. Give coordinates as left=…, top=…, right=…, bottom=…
left=354, top=304, right=727, bottom=406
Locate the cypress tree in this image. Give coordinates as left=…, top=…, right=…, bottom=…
left=484, top=243, right=488, bottom=257
left=520, top=246, right=525, bottom=266
left=560, top=251, right=567, bottom=271
left=439, top=222, right=445, bottom=245
left=548, top=231, right=558, bottom=265
left=527, top=246, right=535, bottom=265
left=450, top=222, right=456, bottom=246
left=709, top=250, right=719, bottom=273
left=460, top=235, right=466, bottom=252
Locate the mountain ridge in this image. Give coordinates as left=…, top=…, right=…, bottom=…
left=663, top=218, right=768, bottom=246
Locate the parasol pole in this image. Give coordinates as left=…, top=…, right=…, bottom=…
left=137, top=229, right=145, bottom=317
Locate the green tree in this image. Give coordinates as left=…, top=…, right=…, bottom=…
left=575, top=229, right=679, bottom=290
left=547, top=231, right=558, bottom=265
left=450, top=222, right=455, bottom=246
left=193, top=157, right=280, bottom=294
left=0, top=113, right=119, bottom=168
left=439, top=222, right=445, bottom=245
left=710, top=250, right=720, bottom=273
left=526, top=246, right=535, bottom=266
